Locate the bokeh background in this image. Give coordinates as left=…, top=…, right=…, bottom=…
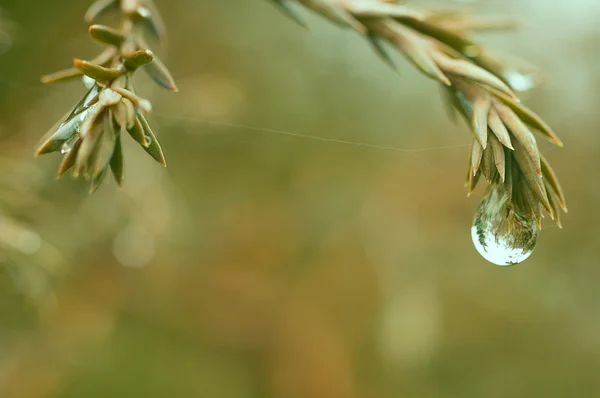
left=0, top=0, right=599, bottom=397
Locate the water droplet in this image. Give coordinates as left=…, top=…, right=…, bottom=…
left=471, top=188, right=538, bottom=266
left=73, top=107, right=92, bottom=133
left=144, top=135, right=152, bottom=146
left=60, top=142, right=73, bottom=154
left=505, top=69, right=538, bottom=92
left=61, top=135, right=78, bottom=154
left=137, top=6, right=151, bottom=18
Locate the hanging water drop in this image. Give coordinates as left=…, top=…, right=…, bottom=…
left=60, top=134, right=79, bottom=155
left=61, top=136, right=78, bottom=154
left=60, top=141, right=74, bottom=154
left=471, top=188, right=539, bottom=266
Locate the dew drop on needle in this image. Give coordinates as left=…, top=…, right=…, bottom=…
left=505, top=69, right=538, bottom=93
left=471, top=188, right=539, bottom=266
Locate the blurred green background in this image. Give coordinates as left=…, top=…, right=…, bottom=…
left=0, top=1, right=599, bottom=397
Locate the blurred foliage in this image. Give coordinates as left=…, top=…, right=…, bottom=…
left=1, top=1, right=600, bottom=398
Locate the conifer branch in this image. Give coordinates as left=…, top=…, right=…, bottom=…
left=268, top=0, right=567, bottom=228
left=35, top=0, right=176, bottom=194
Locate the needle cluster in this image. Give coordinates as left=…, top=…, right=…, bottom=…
left=35, top=0, right=176, bottom=193
left=269, top=0, right=567, bottom=227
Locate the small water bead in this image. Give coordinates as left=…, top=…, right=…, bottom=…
left=144, top=135, right=152, bottom=146
left=71, top=107, right=93, bottom=134
left=60, top=142, right=73, bottom=154
left=504, top=69, right=539, bottom=93
left=471, top=188, right=539, bottom=266
left=60, top=135, right=79, bottom=154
